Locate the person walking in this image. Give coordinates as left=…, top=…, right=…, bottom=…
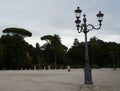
left=67, top=65, right=71, bottom=72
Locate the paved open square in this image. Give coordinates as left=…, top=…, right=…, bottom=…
left=0, top=69, right=120, bottom=91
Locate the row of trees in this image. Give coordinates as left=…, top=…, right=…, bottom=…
left=0, top=27, right=120, bottom=70
left=68, top=37, right=120, bottom=68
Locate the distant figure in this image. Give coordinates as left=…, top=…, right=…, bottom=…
left=67, top=65, right=71, bottom=72
left=48, top=65, right=50, bottom=70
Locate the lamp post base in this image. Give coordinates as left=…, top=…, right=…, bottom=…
left=84, top=68, right=93, bottom=84
left=79, top=84, right=99, bottom=91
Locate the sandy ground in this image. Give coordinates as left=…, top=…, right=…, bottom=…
left=0, top=69, right=120, bottom=91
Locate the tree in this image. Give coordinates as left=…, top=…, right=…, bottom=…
left=67, top=39, right=84, bottom=67
left=0, top=41, right=6, bottom=69
left=40, top=34, right=68, bottom=68
left=73, top=38, right=80, bottom=47
left=68, top=36, right=120, bottom=68
left=3, top=27, right=32, bottom=37
left=41, top=35, right=53, bottom=43
left=1, top=27, right=33, bottom=69
left=32, top=43, right=44, bottom=69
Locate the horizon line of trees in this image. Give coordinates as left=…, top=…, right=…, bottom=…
left=0, top=27, right=120, bottom=70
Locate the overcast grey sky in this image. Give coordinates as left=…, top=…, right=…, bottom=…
left=0, top=0, right=120, bottom=48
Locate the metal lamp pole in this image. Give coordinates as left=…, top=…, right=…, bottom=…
left=74, top=7, right=104, bottom=84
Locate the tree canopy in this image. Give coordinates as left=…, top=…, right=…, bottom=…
left=40, top=34, right=69, bottom=67
left=3, top=27, right=32, bottom=37
left=0, top=27, right=120, bottom=70
left=68, top=36, right=120, bottom=68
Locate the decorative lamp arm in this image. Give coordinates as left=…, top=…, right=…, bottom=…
left=87, top=24, right=101, bottom=31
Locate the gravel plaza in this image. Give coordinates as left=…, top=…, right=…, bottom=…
left=0, top=69, right=120, bottom=91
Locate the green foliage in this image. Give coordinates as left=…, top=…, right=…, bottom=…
left=41, top=35, right=53, bottom=43
left=73, top=38, right=80, bottom=47
left=40, top=34, right=69, bottom=67
left=0, top=28, right=120, bottom=70
left=3, top=27, right=32, bottom=37
left=0, top=41, right=6, bottom=69
left=67, top=42, right=84, bottom=66
left=68, top=36, right=120, bottom=68
left=0, top=27, right=33, bottom=70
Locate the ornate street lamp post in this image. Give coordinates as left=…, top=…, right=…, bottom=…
left=74, top=7, right=104, bottom=84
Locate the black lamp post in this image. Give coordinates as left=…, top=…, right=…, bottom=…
left=74, top=7, right=104, bottom=84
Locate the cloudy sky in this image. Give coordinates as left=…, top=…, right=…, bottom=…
left=0, top=0, right=119, bottom=48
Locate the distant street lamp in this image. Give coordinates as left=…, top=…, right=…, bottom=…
left=74, top=7, right=104, bottom=84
